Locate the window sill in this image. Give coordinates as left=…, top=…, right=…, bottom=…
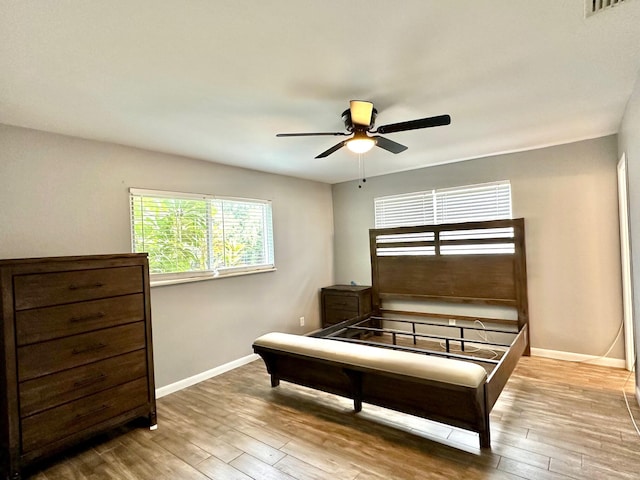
left=150, top=267, right=277, bottom=288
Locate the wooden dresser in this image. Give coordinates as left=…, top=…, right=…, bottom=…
left=0, top=254, right=156, bottom=480
left=320, top=285, right=372, bottom=328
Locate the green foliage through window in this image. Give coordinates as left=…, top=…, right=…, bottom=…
left=130, top=189, right=274, bottom=278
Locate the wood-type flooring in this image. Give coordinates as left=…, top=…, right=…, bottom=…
left=26, top=355, right=640, bottom=479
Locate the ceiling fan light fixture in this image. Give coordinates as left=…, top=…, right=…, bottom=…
left=276, top=100, right=450, bottom=158
left=346, top=132, right=376, bottom=154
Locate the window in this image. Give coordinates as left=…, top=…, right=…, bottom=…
left=374, top=181, right=511, bottom=228
left=130, top=188, right=275, bottom=284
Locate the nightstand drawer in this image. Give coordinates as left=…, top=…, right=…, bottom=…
left=18, top=322, right=146, bottom=381
left=324, top=295, right=359, bottom=311
left=16, top=293, right=145, bottom=345
left=19, top=350, right=148, bottom=418
left=324, top=308, right=359, bottom=325
left=21, top=377, right=149, bottom=453
left=13, top=266, right=143, bottom=310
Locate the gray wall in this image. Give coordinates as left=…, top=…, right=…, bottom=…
left=0, top=124, right=334, bottom=387
left=619, top=71, right=640, bottom=386
left=332, top=136, right=624, bottom=359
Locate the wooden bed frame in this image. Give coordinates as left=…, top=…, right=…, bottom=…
left=254, top=218, right=529, bottom=448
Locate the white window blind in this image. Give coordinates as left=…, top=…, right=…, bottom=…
left=374, top=191, right=434, bottom=228
left=435, top=182, right=512, bottom=223
left=130, top=189, right=274, bottom=282
left=374, top=181, right=511, bottom=229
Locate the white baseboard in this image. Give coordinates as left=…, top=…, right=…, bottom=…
left=531, top=347, right=626, bottom=369
left=156, top=348, right=626, bottom=399
left=156, top=353, right=259, bottom=399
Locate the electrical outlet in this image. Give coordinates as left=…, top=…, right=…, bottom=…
left=449, top=319, right=456, bottom=326
left=299, top=316, right=305, bottom=327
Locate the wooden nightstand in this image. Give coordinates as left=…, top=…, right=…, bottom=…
left=320, top=285, right=372, bottom=328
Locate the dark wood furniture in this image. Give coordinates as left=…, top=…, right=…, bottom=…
left=0, top=254, right=156, bottom=480
left=254, top=218, right=529, bottom=449
left=254, top=331, right=495, bottom=445
left=320, top=285, right=372, bottom=327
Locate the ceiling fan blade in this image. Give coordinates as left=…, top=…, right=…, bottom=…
left=372, top=135, right=408, bottom=154
left=375, top=114, right=451, bottom=134
left=315, top=140, right=347, bottom=158
left=350, top=100, right=374, bottom=127
left=276, top=132, right=349, bottom=137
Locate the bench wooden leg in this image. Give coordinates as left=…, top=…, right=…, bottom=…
left=479, top=429, right=491, bottom=449
left=256, top=353, right=280, bottom=388
left=343, top=369, right=363, bottom=413
left=479, top=387, right=491, bottom=448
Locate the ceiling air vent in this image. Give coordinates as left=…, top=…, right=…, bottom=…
left=586, top=0, right=627, bottom=17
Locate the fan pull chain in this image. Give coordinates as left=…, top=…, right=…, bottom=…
left=358, top=154, right=367, bottom=189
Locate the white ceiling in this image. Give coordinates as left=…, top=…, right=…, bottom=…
left=2, top=1, right=640, bottom=184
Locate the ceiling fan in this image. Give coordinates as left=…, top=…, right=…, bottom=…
left=276, top=100, right=451, bottom=158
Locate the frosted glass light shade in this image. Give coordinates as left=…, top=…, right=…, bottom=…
left=347, top=137, right=376, bottom=154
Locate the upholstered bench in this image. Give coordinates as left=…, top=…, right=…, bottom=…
left=252, top=332, right=492, bottom=447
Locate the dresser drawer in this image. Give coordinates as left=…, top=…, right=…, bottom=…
left=19, top=350, right=148, bottom=418
left=21, top=377, right=149, bottom=453
left=13, top=266, right=143, bottom=310
left=324, top=294, right=359, bottom=311
left=18, top=322, right=146, bottom=382
left=16, top=294, right=145, bottom=346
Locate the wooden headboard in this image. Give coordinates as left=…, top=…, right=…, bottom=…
left=369, top=218, right=529, bottom=333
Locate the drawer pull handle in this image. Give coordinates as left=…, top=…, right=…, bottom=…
left=69, top=312, right=106, bottom=323
left=75, top=404, right=109, bottom=421
left=72, top=343, right=106, bottom=355
left=73, top=373, right=107, bottom=388
left=68, top=282, right=105, bottom=291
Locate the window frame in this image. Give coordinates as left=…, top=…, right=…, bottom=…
left=129, top=188, right=275, bottom=287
